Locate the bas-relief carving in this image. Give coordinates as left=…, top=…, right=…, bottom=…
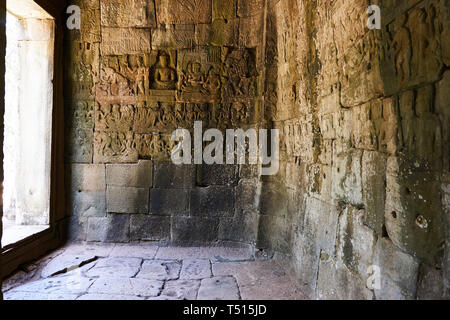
left=95, top=102, right=135, bottom=132
left=156, top=0, right=212, bottom=24
left=101, top=0, right=156, bottom=28
left=221, top=48, right=257, bottom=101
left=152, top=24, right=196, bottom=49
left=70, top=100, right=95, bottom=129
left=177, top=48, right=221, bottom=102
left=137, top=134, right=176, bottom=160
left=67, top=128, right=94, bottom=163
left=383, top=2, right=443, bottom=91
left=134, top=102, right=212, bottom=133
left=94, top=131, right=139, bottom=163
left=101, top=28, right=151, bottom=56
left=81, top=9, right=101, bottom=42
left=68, top=42, right=99, bottom=99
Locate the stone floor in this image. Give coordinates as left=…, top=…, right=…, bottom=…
left=2, top=242, right=308, bottom=300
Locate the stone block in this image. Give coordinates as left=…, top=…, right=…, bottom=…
left=85, top=257, right=142, bottom=278
left=136, top=260, right=182, bottom=280
left=106, top=160, right=153, bottom=188
left=331, top=144, right=363, bottom=206
left=68, top=216, right=88, bottom=242
left=302, top=197, right=339, bottom=256
left=384, top=157, right=445, bottom=266
left=362, top=151, right=387, bottom=235
left=100, top=27, right=151, bottom=55
left=149, top=188, right=190, bottom=215
left=156, top=0, right=212, bottom=24
left=86, top=214, right=130, bottom=243
left=196, top=164, right=238, bottom=186
left=129, top=215, right=171, bottom=241
left=180, top=260, right=212, bottom=280
left=160, top=280, right=201, bottom=300
left=190, top=187, right=235, bottom=217
left=213, top=0, right=237, bottom=20
left=317, top=256, right=374, bottom=300
left=69, top=190, right=106, bottom=217
left=336, top=206, right=377, bottom=278
left=153, top=163, right=195, bottom=188
left=258, top=185, right=288, bottom=217
left=417, top=264, right=447, bottom=300
left=373, top=238, right=419, bottom=300
left=151, top=24, right=195, bottom=49
left=237, top=0, right=264, bottom=17
left=100, top=0, right=156, bottom=27
left=106, top=186, right=149, bottom=214
left=70, top=164, right=106, bottom=191
left=172, top=217, right=220, bottom=243
left=257, top=214, right=292, bottom=254
left=219, top=210, right=258, bottom=243
left=89, top=278, right=163, bottom=297
left=66, top=128, right=94, bottom=163
left=197, top=276, right=240, bottom=300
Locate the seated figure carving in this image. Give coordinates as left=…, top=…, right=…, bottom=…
left=154, top=53, right=176, bottom=90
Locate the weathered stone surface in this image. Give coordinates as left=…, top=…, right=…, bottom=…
left=212, top=260, right=306, bottom=300
left=6, top=277, right=95, bottom=296
left=106, top=186, right=149, bottom=214
left=87, top=214, right=130, bottom=242
left=373, top=238, right=419, bottom=300
left=156, top=0, right=212, bottom=24
left=136, top=260, right=181, bottom=280
left=101, top=27, right=151, bottom=55
left=130, top=215, right=171, bottom=241
left=331, top=146, right=363, bottom=206
left=86, top=257, right=142, bottom=278
left=70, top=164, right=106, bottom=191
left=417, top=264, right=447, bottom=300
left=89, top=278, right=163, bottom=297
left=153, top=163, right=196, bottom=189
left=152, top=24, right=196, bottom=49
left=172, top=217, right=220, bottom=243
left=362, top=151, right=387, bottom=235
left=160, top=280, right=201, bottom=300
left=196, top=164, right=238, bottom=186
left=336, top=206, right=377, bottom=278
left=106, top=160, right=153, bottom=188
left=190, top=187, right=235, bottom=217
left=180, top=259, right=212, bottom=280
left=384, top=157, right=445, bottom=266
left=4, top=292, right=79, bottom=301
left=100, top=0, right=156, bottom=28
left=317, top=256, right=374, bottom=300
left=70, top=190, right=106, bottom=217
left=149, top=188, right=189, bottom=215
left=237, top=0, right=263, bottom=17
left=197, top=276, right=240, bottom=300
left=219, top=210, right=258, bottom=243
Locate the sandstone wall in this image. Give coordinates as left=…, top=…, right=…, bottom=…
left=65, top=0, right=449, bottom=299
left=261, top=0, right=449, bottom=299
left=65, top=0, right=264, bottom=246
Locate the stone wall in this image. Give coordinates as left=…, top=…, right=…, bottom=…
left=65, top=0, right=449, bottom=299
left=65, top=0, right=264, bottom=246
left=260, top=0, right=449, bottom=299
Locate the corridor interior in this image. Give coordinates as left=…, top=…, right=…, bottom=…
left=1, top=0, right=449, bottom=300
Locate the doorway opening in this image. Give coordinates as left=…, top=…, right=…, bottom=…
left=2, top=0, right=55, bottom=247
